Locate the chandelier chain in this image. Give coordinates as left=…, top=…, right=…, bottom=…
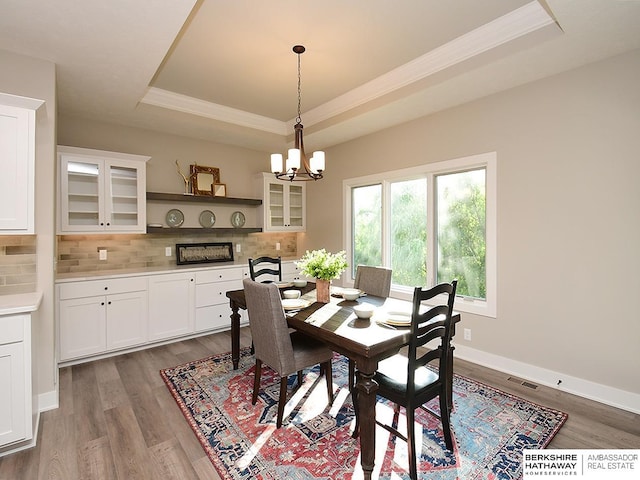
left=296, top=52, right=302, bottom=124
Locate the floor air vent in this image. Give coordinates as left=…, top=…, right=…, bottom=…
left=507, top=376, right=539, bottom=390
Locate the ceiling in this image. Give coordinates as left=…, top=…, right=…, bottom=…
left=2, top=0, right=640, bottom=154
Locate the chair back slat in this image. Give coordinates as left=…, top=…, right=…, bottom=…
left=248, top=256, right=282, bottom=283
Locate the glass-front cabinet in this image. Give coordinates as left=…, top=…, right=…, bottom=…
left=255, top=173, right=306, bottom=232
left=58, top=146, right=149, bottom=234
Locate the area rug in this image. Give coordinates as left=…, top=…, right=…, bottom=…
left=160, top=349, right=567, bottom=480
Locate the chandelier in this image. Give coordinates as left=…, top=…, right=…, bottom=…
left=270, top=45, right=325, bottom=181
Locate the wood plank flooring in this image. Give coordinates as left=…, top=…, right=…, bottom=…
left=1, top=327, right=638, bottom=479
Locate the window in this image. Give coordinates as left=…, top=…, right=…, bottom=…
left=351, top=184, right=382, bottom=277
left=343, top=152, right=496, bottom=317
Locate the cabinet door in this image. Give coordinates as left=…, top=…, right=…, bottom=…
left=59, top=155, right=104, bottom=232
left=0, top=104, right=35, bottom=233
left=58, top=146, right=148, bottom=234
left=261, top=176, right=306, bottom=232
left=148, top=273, right=195, bottom=341
left=106, top=291, right=148, bottom=350
left=59, top=296, right=107, bottom=361
left=0, top=342, right=26, bottom=445
left=287, top=183, right=305, bottom=230
left=104, top=160, right=146, bottom=232
left=267, top=181, right=286, bottom=229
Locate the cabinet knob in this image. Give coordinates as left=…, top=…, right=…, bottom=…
left=108, top=301, right=111, bottom=305
left=104, top=286, right=108, bottom=290
left=101, top=302, right=105, bottom=306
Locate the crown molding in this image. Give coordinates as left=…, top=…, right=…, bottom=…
left=301, top=1, right=556, bottom=127
left=141, top=1, right=555, bottom=137
left=140, top=87, right=288, bottom=135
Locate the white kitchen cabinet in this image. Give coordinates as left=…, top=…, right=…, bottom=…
left=148, top=272, right=195, bottom=341
left=0, top=95, right=44, bottom=234
left=0, top=293, right=40, bottom=452
left=282, top=260, right=302, bottom=281
left=255, top=173, right=306, bottom=232
left=57, top=277, right=148, bottom=361
left=57, top=146, right=149, bottom=234
left=195, top=268, right=244, bottom=332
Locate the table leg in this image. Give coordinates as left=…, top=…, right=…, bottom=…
left=354, top=370, right=378, bottom=480
left=229, top=301, right=241, bottom=370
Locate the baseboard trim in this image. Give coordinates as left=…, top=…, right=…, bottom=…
left=38, top=389, right=59, bottom=413
left=454, top=344, right=640, bottom=415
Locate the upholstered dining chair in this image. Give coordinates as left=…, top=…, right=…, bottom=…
left=248, top=256, right=282, bottom=283
left=349, top=265, right=393, bottom=389
left=353, top=265, right=392, bottom=298
left=352, top=280, right=458, bottom=480
left=242, top=278, right=334, bottom=428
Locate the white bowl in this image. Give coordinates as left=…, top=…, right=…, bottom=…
left=353, top=303, right=375, bottom=319
left=341, top=288, right=361, bottom=301
left=283, top=289, right=301, bottom=299
left=292, top=279, right=307, bottom=288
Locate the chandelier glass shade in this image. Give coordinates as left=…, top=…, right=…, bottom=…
left=271, top=45, right=325, bottom=181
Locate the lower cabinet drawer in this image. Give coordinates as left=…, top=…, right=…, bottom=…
left=195, top=279, right=242, bottom=308
left=195, top=304, right=232, bottom=332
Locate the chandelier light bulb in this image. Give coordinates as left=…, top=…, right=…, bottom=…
left=271, top=154, right=283, bottom=174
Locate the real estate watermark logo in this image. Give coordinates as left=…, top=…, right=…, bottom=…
left=523, top=449, right=639, bottom=479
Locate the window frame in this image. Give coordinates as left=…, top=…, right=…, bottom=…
left=343, top=151, right=497, bottom=318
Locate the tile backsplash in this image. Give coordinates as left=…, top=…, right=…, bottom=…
left=0, top=235, right=37, bottom=295
left=56, top=232, right=298, bottom=274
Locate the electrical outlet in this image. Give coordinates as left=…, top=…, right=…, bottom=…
left=165, top=246, right=172, bottom=257
left=276, top=242, right=281, bottom=251
left=98, top=249, right=107, bottom=261
left=236, top=243, right=241, bottom=253
left=463, top=328, right=471, bottom=341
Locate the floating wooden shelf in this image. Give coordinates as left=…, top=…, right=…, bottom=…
left=146, top=226, right=262, bottom=235
left=146, top=192, right=262, bottom=206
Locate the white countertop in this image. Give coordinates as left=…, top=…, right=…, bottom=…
left=55, top=257, right=300, bottom=283
left=0, top=291, right=43, bottom=315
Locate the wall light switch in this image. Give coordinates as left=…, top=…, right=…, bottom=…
left=236, top=243, right=241, bottom=253
left=276, top=242, right=281, bottom=251
left=165, top=247, right=172, bottom=257
left=463, top=328, right=472, bottom=341
left=99, top=249, right=107, bottom=261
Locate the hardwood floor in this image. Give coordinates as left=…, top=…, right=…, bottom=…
left=1, top=327, right=638, bottom=479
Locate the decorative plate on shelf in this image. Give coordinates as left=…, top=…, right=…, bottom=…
left=230, top=211, right=246, bottom=228
left=199, top=210, right=216, bottom=228
left=165, top=209, right=184, bottom=227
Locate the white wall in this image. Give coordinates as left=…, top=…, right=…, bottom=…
left=0, top=49, right=57, bottom=409
left=304, top=49, right=640, bottom=407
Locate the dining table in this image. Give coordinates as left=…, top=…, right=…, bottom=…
left=226, top=282, right=460, bottom=480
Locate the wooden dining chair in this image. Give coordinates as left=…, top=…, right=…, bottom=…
left=349, top=265, right=393, bottom=389
left=352, top=280, right=458, bottom=480
left=242, top=278, right=334, bottom=428
left=248, top=256, right=282, bottom=283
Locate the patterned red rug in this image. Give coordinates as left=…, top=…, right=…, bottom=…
left=160, top=349, right=567, bottom=479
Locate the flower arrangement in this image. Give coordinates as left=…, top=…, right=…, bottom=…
left=296, top=249, right=348, bottom=281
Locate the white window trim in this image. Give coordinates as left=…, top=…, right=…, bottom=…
left=343, top=151, right=497, bottom=318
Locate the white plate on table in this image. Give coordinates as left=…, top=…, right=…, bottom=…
left=274, top=281, right=293, bottom=288
left=382, top=311, right=412, bottom=327
left=282, top=298, right=311, bottom=311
